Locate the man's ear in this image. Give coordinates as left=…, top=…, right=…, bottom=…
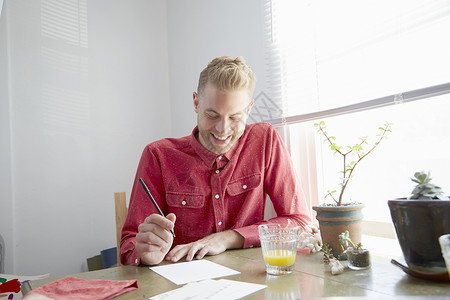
left=193, top=92, right=199, bottom=113
left=246, top=100, right=255, bottom=114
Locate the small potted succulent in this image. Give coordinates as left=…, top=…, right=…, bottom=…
left=408, top=171, right=449, bottom=200
left=339, top=230, right=371, bottom=270
left=388, top=171, right=450, bottom=275
left=312, top=121, right=392, bottom=256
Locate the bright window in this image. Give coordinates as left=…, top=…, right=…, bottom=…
left=262, top=0, right=450, bottom=239
left=289, top=94, right=450, bottom=222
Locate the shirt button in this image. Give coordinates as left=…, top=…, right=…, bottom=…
left=242, top=184, right=247, bottom=189
left=135, top=258, right=138, bottom=264
left=218, top=221, right=222, bottom=226
left=218, top=156, right=222, bottom=160
left=215, top=194, right=220, bottom=199
left=215, top=170, right=220, bottom=174
left=181, top=200, right=187, bottom=205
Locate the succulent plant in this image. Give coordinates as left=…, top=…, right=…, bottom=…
left=339, top=230, right=364, bottom=250
left=409, top=171, right=449, bottom=200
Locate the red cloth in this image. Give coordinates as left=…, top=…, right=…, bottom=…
left=0, top=279, right=21, bottom=294
left=121, top=122, right=312, bottom=265
left=26, top=276, right=138, bottom=300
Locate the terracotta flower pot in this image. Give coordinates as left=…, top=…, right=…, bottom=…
left=388, top=198, right=450, bottom=274
left=312, top=203, right=365, bottom=258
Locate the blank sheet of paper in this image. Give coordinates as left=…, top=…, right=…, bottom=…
left=149, top=260, right=240, bottom=285
left=149, top=279, right=266, bottom=300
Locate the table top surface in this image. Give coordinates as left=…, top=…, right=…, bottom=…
left=30, top=247, right=450, bottom=299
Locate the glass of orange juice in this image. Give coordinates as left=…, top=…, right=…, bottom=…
left=258, top=224, right=300, bottom=275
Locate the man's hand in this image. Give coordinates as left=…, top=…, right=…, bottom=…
left=135, top=213, right=176, bottom=265
left=165, top=230, right=244, bottom=262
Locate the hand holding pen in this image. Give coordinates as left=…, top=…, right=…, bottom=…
left=139, top=177, right=176, bottom=237
left=134, top=177, right=176, bottom=265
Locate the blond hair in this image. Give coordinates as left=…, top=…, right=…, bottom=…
left=197, top=56, right=256, bottom=98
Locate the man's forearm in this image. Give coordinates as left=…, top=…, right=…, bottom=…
left=223, top=230, right=245, bottom=249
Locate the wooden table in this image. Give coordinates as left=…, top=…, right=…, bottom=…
left=29, top=247, right=450, bottom=299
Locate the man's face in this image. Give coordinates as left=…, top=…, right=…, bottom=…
left=193, top=83, right=253, bottom=154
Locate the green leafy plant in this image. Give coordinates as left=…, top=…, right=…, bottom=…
left=409, top=171, right=449, bottom=200
left=314, top=121, right=392, bottom=206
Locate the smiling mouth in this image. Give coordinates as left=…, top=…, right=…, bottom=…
left=211, top=133, right=231, bottom=142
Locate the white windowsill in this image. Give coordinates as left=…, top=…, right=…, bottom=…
left=361, top=235, right=403, bottom=259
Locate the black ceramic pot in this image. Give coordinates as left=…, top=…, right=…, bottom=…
left=388, top=198, right=450, bottom=273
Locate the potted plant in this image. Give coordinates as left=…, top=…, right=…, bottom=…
left=388, top=171, right=450, bottom=276
left=312, top=121, right=392, bottom=256
left=339, top=230, right=371, bottom=270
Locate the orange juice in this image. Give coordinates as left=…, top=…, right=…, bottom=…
left=263, top=250, right=296, bottom=266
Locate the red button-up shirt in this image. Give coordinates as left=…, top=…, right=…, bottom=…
left=120, top=122, right=311, bottom=265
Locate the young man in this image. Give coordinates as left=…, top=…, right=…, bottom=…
left=120, top=56, right=311, bottom=266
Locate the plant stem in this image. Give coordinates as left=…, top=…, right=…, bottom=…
left=316, top=122, right=391, bottom=206
left=338, top=128, right=389, bottom=205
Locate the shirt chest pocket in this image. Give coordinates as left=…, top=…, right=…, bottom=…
left=166, top=192, right=205, bottom=208
left=227, top=173, right=262, bottom=196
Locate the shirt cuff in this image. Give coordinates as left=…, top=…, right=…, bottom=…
left=120, top=244, right=141, bottom=266
left=234, top=226, right=260, bottom=248
left=131, top=252, right=141, bottom=266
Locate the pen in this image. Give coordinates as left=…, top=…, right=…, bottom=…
left=139, top=177, right=176, bottom=237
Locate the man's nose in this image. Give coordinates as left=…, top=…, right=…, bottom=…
left=216, top=117, right=230, bottom=133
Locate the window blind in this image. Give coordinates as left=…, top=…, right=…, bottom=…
left=270, top=82, right=450, bottom=126
left=262, top=0, right=450, bottom=125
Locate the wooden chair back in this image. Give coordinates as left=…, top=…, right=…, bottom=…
left=114, top=192, right=128, bottom=266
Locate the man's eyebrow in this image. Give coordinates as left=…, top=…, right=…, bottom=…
left=205, top=109, right=219, bottom=114
left=205, top=109, right=244, bottom=116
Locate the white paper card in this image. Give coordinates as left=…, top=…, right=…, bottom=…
left=149, top=278, right=266, bottom=300
left=149, top=260, right=240, bottom=285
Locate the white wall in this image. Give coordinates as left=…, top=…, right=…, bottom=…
left=0, top=0, right=13, bottom=274
left=1, top=0, right=268, bottom=276
left=1, top=0, right=171, bottom=275
left=166, top=0, right=267, bottom=137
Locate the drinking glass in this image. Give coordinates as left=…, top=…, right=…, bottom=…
left=258, top=224, right=300, bottom=275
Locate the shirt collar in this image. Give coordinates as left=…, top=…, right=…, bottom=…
left=189, top=126, right=244, bottom=168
